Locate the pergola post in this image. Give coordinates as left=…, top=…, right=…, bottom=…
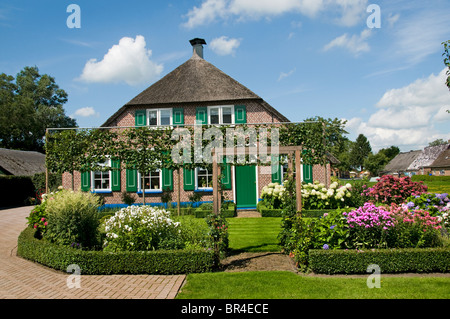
left=295, top=148, right=302, bottom=215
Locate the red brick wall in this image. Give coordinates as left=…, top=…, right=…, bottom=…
left=62, top=100, right=331, bottom=205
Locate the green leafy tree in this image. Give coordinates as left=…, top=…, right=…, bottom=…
left=350, top=134, right=372, bottom=171
left=378, top=145, right=400, bottom=161
left=428, top=138, right=447, bottom=147
left=443, top=40, right=450, bottom=90
left=364, top=152, right=388, bottom=176
left=0, top=66, right=76, bottom=152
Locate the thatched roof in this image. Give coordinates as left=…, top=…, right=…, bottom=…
left=381, top=150, right=422, bottom=173
left=407, top=144, right=449, bottom=170
left=102, top=49, right=289, bottom=127
left=0, top=148, right=45, bottom=176
left=426, top=147, right=450, bottom=168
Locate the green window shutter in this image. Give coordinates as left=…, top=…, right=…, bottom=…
left=81, top=171, right=91, bottom=192
left=173, top=108, right=184, bottom=126
left=195, top=107, right=207, bottom=125
left=221, top=159, right=232, bottom=190
left=162, top=168, right=173, bottom=191
left=302, top=164, right=313, bottom=184
left=234, top=105, right=247, bottom=124
left=126, top=168, right=137, bottom=192
left=111, top=159, right=121, bottom=192
left=135, top=110, right=147, bottom=127
left=271, top=155, right=282, bottom=184
left=183, top=168, right=195, bottom=191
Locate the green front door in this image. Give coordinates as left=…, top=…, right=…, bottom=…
left=235, top=165, right=257, bottom=209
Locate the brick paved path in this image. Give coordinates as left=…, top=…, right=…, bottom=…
left=0, top=206, right=185, bottom=299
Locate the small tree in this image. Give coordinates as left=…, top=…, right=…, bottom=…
left=350, top=134, right=372, bottom=171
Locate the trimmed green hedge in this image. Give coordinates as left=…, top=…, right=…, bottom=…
left=309, top=248, right=450, bottom=274
left=17, top=227, right=215, bottom=275
left=411, top=175, right=450, bottom=182
left=257, top=203, right=336, bottom=218
left=194, top=209, right=236, bottom=218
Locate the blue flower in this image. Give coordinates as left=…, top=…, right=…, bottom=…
left=323, top=244, right=329, bottom=250
left=330, top=225, right=336, bottom=230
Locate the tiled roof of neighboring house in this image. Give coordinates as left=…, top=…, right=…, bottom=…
left=0, top=148, right=45, bottom=176
left=381, top=150, right=422, bottom=173
left=407, top=144, right=449, bottom=171
left=102, top=45, right=289, bottom=127
left=426, top=147, right=450, bottom=168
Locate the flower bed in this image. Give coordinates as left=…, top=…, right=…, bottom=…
left=17, top=227, right=215, bottom=275
left=19, top=190, right=228, bottom=274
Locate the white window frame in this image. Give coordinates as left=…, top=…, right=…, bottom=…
left=91, top=158, right=112, bottom=192
left=138, top=169, right=162, bottom=192
left=195, top=167, right=213, bottom=191
left=207, top=105, right=234, bottom=125
left=147, top=108, right=173, bottom=127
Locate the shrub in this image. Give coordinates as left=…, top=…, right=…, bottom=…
left=301, top=181, right=352, bottom=209
left=309, top=248, right=450, bottom=274
left=206, top=213, right=229, bottom=262
left=17, top=227, right=215, bottom=275
left=404, top=193, right=450, bottom=216
left=362, top=175, right=427, bottom=204
left=26, top=203, right=48, bottom=238
left=44, top=190, right=102, bottom=249
left=260, top=182, right=285, bottom=209
left=103, top=206, right=182, bottom=252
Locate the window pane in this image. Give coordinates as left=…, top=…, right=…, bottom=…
left=210, top=108, right=219, bottom=124
left=149, top=110, right=157, bottom=126
left=160, top=109, right=171, bottom=126
left=222, top=107, right=232, bottom=124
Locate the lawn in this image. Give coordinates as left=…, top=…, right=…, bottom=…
left=176, top=271, right=450, bottom=299
left=176, top=216, right=450, bottom=299
left=227, top=217, right=281, bottom=252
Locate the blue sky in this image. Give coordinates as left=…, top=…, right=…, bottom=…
left=1, top=0, right=449, bottom=152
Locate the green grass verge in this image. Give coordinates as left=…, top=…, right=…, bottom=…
left=176, top=271, right=450, bottom=299
left=227, top=217, right=281, bottom=252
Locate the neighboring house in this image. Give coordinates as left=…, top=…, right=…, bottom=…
left=62, top=38, right=333, bottom=208
left=0, top=148, right=45, bottom=176
left=406, top=144, right=449, bottom=176
left=381, top=150, right=422, bottom=176
left=424, top=147, right=450, bottom=176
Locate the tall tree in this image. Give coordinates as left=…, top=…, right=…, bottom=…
left=0, top=66, right=76, bottom=152
left=350, top=134, right=372, bottom=170
left=443, top=40, right=450, bottom=90
left=378, top=145, right=400, bottom=162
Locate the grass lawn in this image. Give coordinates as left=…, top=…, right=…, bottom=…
left=176, top=216, right=450, bottom=299
left=227, top=217, right=282, bottom=252
left=176, top=271, right=450, bottom=299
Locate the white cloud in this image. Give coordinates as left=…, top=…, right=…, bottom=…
left=278, top=68, right=296, bottom=81
left=182, top=0, right=368, bottom=28
left=323, top=29, right=371, bottom=55
left=78, top=35, right=163, bottom=86
left=210, top=36, right=241, bottom=56
left=345, top=68, right=450, bottom=151
left=70, top=107, right=99, bottom=119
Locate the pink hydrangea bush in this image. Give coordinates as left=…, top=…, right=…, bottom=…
left=362, top=175, right=427, bottom=204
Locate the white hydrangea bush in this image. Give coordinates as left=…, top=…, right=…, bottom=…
left=301, top=180, right=352, bottom=209
left=261, top=182, right=286, bottom=208
left=103, top=205, right=181, bottom=252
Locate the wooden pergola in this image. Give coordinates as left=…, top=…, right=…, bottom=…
left=210, top=145, right=303, bottom=215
